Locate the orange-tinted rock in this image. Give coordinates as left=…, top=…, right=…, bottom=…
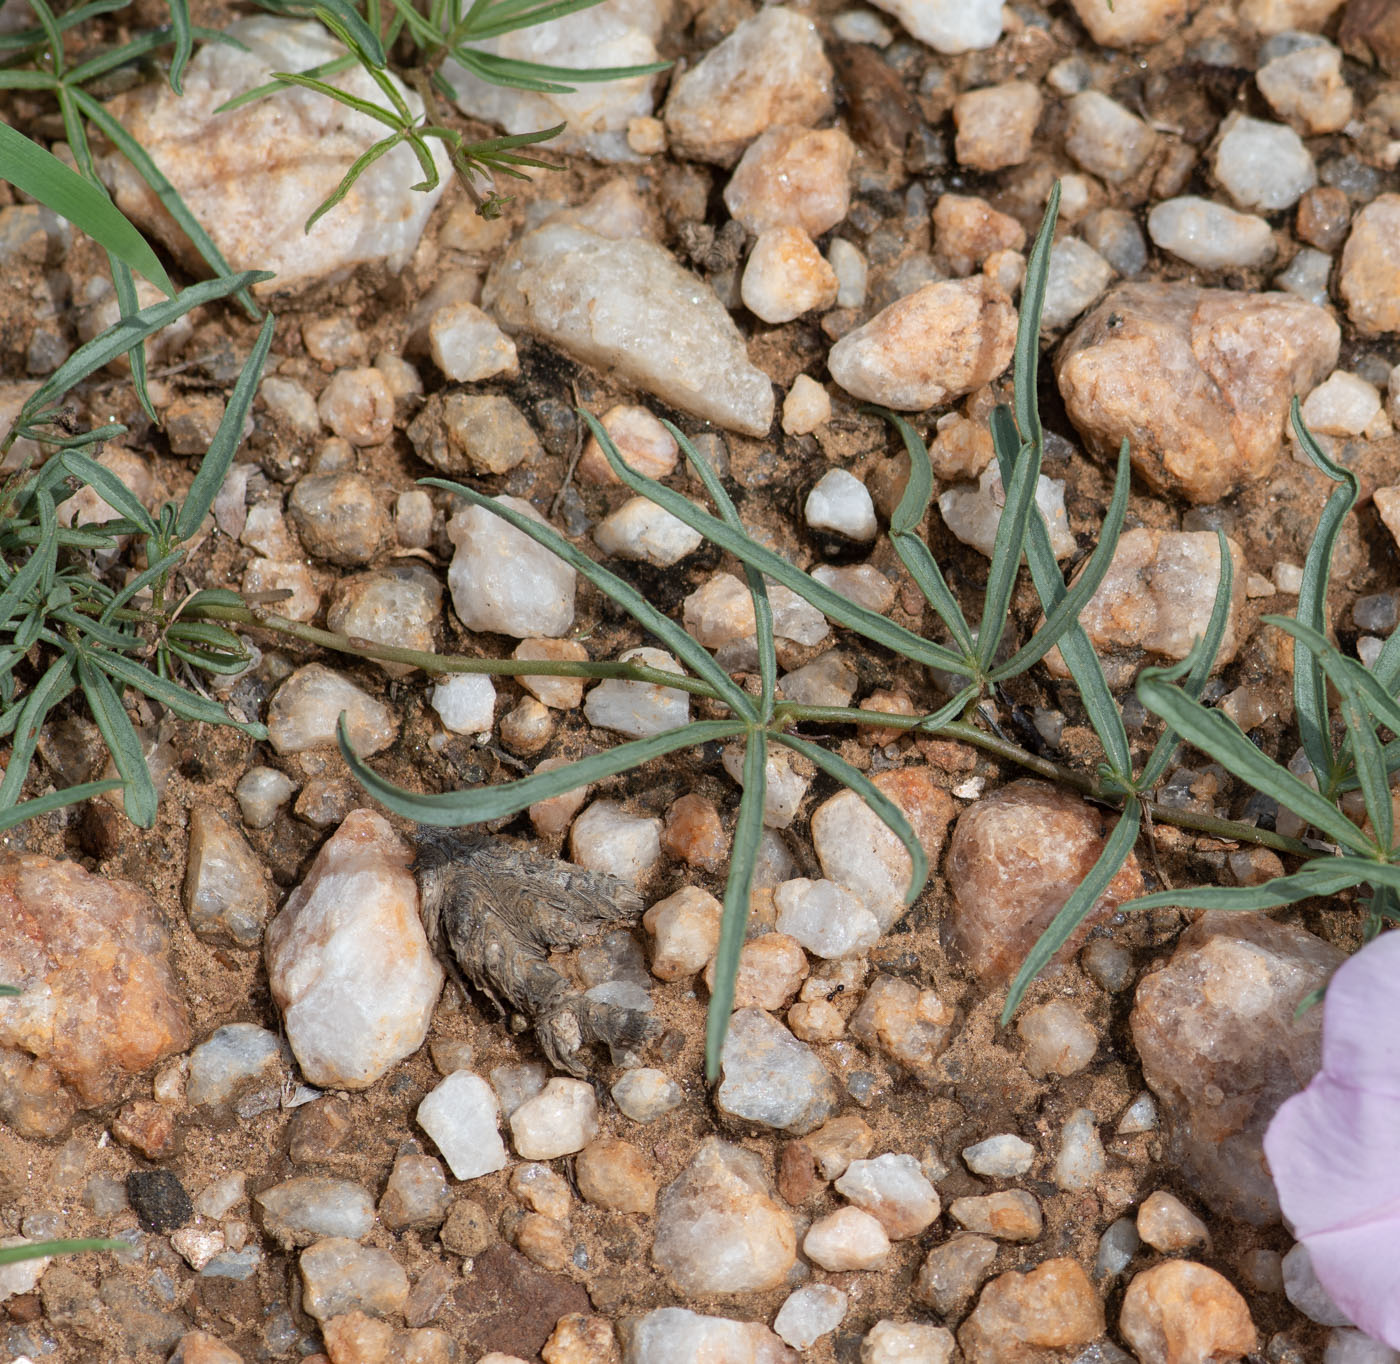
left=170, top=1331, right=246, bottom=1364
left=945, top=781, right=1143, bottom=985
left=704, top=933, right=808, bottom=1010
left=934, top=194, right=1026, bottom=278
left=1130, top=912, right=1341, bottom=1223
left=959, top=1258, right=1104, bottom=1364
left=1119, top=1261, right=1256, bottom=1364
left=112, top=1100, right=180, bottom=1160
left=0, top=852, right=189, bottom=1131
left=576, top=1138, right=657, bottom=1215
left=661, top=794, right=728, bottom=873
left=848, top=975, right=956, bottom=1085
left=1057, top=283, right=1339, bottom=503
left=1339, top=194, right=1400, bottom=336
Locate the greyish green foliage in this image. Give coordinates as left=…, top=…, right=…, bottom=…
left=342, top=183, right=1397, bottom=1075
left=0, top=279, right=274, bottom=829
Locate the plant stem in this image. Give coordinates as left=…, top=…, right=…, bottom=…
left=197, top=605, right=1314, bottom=859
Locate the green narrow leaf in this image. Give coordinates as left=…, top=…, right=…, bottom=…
left=167, top=0, right=194, bottom=91
left=24, top=0, right=65, bottom=74
left=177, top=314, right=275, bottom=539
left=0, top=121, right=174, bottom=294
left=705, top=729, right=766, bottom=1081
left=977, top=398, right=1044, bottom=670
left=269, top=70, right=405, bottom=127
left=0, top=1237, right=126, bottom=1264
left=313, top=0, right=386, bottom=65
left=76, top=653, right=158, bottom=827
left=1001, top=797, right=1141, bottom=1024
left=771, top=730, right=929, bottom=905
left=1138, top=528, right=1235, bottom=791
left=1291, top=397, right=1358, bottom=791
left=992, top=437, right=1130, bottom=681
left=1013, top=182, right=1060, bottom=452
left=1122, top=855, right=1384, bottom=913
left=1371, top=626, right=1400, bottom=695
left=0, top=494, right=57, bottom=628
left=594, top=420, right=972, bottom=676
left=109, top=257, right=159, bottom=422
left=304, top=135, right=404, bottom=232
left=0, top=654, right=73, bottom=809
left=87, top=647, right=266, bottom=736
left=876, top=409, right=976, bottom=657
left=17, top=271, right=269, bottom=429
left=340, top=714, right=746, bottom=825
left=58, top=450, right=158, bottom=536
left=99, top=550, right=183, bottom=624
left=420, top=477, right=755, bottom=721
left=1269, top=615, right=1396, bottom=849
left=0, top=782, right=120, bottom=829
left=1137, top=652, right=1375, bottom=855
left=662, top=421, right=776, bottom=717
left=214, top=53, right=357, bottom=113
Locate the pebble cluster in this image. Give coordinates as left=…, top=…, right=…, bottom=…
left=1, top=0, right=1399, bottom=1360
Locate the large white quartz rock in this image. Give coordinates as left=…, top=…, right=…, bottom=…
left=442, top=0, right=665, bottom=162
left=484, top=223, right=774, bottom=435
left=100, top=17, right=447, bottom=296
left=868, top=0, right=1004, bottom=52
left=265, top=810, right=443, bottom=1089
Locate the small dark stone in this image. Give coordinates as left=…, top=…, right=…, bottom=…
left=126, top=1170, right=193, bottom=1233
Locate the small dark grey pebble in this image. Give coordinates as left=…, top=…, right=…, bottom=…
left=126, top=1170, right=193, bottom=1233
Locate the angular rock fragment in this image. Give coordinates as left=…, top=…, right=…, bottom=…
left=1119, top=1261, right=1256, bottom=1364
left=1057, top=283, right=1339, bottom=503
left=653, top=1138, right=797, bottom=1294
left=716, top=1008, right=842, bottom=1134
left=442, top=0, right=664, bottom=162
left=485, top=224, right=774, bottom=435
left=662, top=7, right=833, bottom=166
left=959, top=1259, right=1104, bottom=1364
left=184, top=807, right=272, bottom=948
left=946, top=781, right=1143, bottom=985
left=0, top=852, right=190, bottom=1136
left=1130, top=911, right=1343, bottom=1223
left=1339, top=194, right=1400, bottom=337
left=828, top=277, right=1017, bottom=410
left=1043, top=529, right=1247, bottom=688
left=265, top=811, right=442, bottom=1089
left=414, top=831, right=658, bottom=1078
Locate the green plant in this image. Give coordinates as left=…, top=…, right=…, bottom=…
left=222, top=0, right=670, bottom=224
left=1119, top=411, right=1400, bottom=936
left=332, top=184, right=1264, bottom=1076
left=0, top=276, right=273, bottom=829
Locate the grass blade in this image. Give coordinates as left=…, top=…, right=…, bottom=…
left=0, top=782, right=123, bottom=833
left=0, top=654, right=73, bottom=809
left=771, top=729, right=928, bottom=905
left=1138, top=528, right=1235, bottom=791
left=314, top=0, right=386, bottom=65
left=1122, top=856, right=1382, bottom=912
left=1290, top=397, right=1358, bottom=791
left=993, top=437, right=1130, bottom=681
left=420, top=477, right=755, bottom=721
left=665, top=422, right=776, bottom=716
left=977, top=405, right=1043, bottom=670
left=876, top=409, right=976, bottom=657
left=597, top=419, right=972, bottom=676
left=1001, top=796, right=1140, bottom=1023
left=18, top=271, right=269, bottom=429
left=704, top=728, right=766, bottom=1080
left=166, top=0, right=193, bottom=91
left=1137, top=652, right=1375, bottom=855
left=177, top=315, right=274, bottom=538
left=0, top=121, right=173, bottom=294
left=215, top=54, right=356, bottom=112
left=0, top=1237, right=126, bottom=1264
left=87, top=648, right=267, bottom=736
left=58, top=450, right=157, bottom=536
left=341, top=714, right=746, bottom=824
left=0, top=492, right=57, bottom=628
left=76, top=652, right=158, bottom=826
left=1013, top=182, right=1059, bottom=453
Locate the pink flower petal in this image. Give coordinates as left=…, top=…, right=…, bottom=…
left=1263, top=930, right=1400, bottom=1349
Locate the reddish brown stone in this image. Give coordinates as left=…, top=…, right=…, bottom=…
left=113, top=1099, right=181, bottom=1160
left=1341, top=0, right=1400, bottom=75
left=0, top=852, right=189, bottom=1115
left=454, top=1244, right=591, bottom=1360
left=777, top=1140, right=822, bottom=1205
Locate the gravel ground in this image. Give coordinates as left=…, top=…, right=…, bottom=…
left=1, top=0, right=1399, bottom=1361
